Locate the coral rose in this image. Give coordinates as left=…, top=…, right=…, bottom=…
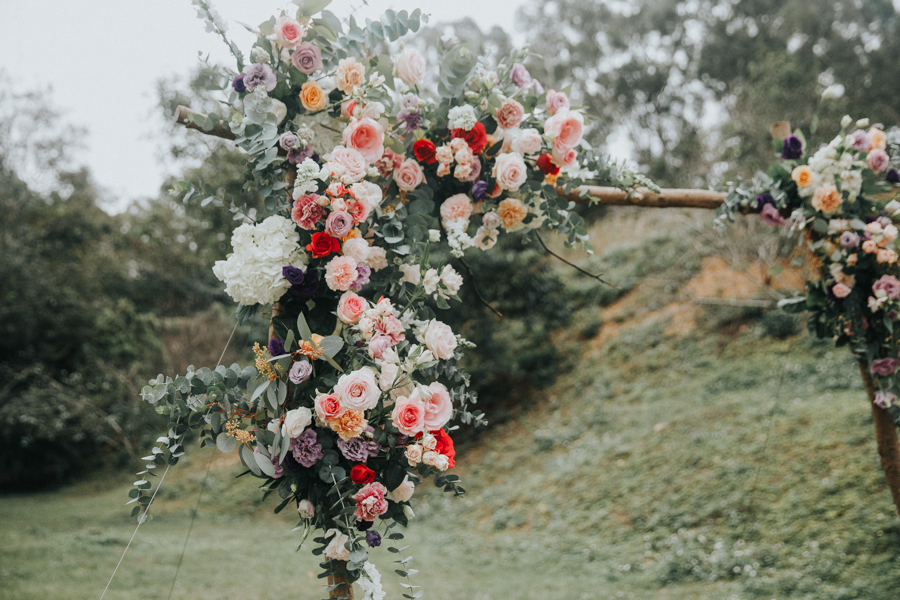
left=811, top=184, right=842, bottom=214
left=336, top=57, right=366, bottom=93
left=544, top=108, right=584, bottom=149
left=392, top=394, right=426, bottom=436
left=422, top=382, right=453, bottom=431
left=315, top=393, right=345, bottom=421
left=342, top=118, right=385, bottom=164
left=393, top=158, right=425, bottom=192
left=325, top=255, right=359, bottom=291
left=300, top=80, right=327, bottom=111
left=275, top=15, right=304, bottom=47
left=440, top=193, right=474, bottom=223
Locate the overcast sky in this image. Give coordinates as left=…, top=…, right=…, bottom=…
left=0, top=0, right=528, bottom=212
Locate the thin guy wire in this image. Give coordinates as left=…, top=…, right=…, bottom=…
left=100, top=320, right=239, bottom=599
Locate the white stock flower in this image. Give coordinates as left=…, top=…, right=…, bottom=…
left=358, top=562, right=387, bottom=600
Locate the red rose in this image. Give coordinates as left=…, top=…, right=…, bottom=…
left=431, top=428, right=456, bottom=469
left=535, top=153, right=560, bottom=176
left=306, top=232, right=340, bottom=259
left=350, top=464, right=376, bottom=485
left=451, top=122, right=488, bottom=154
left=413, top=139, right=437, bottom=164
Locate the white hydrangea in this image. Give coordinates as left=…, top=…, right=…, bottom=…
left=212, top=216, right=307, bottom=306
left=448, top=104, right=477, bottom=130
left=358, top=562, right=386, bottom=600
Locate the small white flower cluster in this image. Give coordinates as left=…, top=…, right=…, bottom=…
left=448, top=104, right=477, bottom=130
left=212, top=215, right=307, bottom=306
left=445, top=219, right=473, bottom=257
left=358, top=562, right=386, bottom=600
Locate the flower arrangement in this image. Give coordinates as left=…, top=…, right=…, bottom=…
left=138, top=0, right=651, bottom=593
left=716, top=116, right=900, bottom=424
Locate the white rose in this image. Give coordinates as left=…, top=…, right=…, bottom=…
left=342, top=237, right=370, bottom=263
left=394, top=47, right=426, bottom=86
left=324, top=529, right=350, bottom=560
left=284, top=407, right=312, bottom=439
left=423, top=320, right=457, bottom=360
left=387, top=476, right=415, bottom=503
left=512, top=128, right=543, bottom=155
left=399, top=264, right=421, bottom=285
left=367, top=246, right=388, bottom=271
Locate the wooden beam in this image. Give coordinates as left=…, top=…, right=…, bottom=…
left=858, top=360, right=900, bottom=517
left=563, top=185, right=727, bottom=209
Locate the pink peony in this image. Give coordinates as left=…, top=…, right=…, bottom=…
left=492, top=152, right=528, bottom=192
left=375, top=314, right=406, bottom=344
left=392, top=394, right=426, bottom=436
left=440, top=193, right=474, bottom=223
left=335, top=368, right=380, bottom=411
left=422, top=382, right=453, bottom=431
left=337, top=291, right=368, bottom=324
left=352, top=482, right=388, bottom=521
left=329, top=146, right=368, bottom=182
left=544, top=108, right=584, bottom=150
left=868, top=148, right=890, bottom=173
left=315, top=393, right=345, bottom=421
left=873, top=275, right=900, bottom=299
left=545, top=89, right=570, bottom=115
left=275, top=15, right=304, bottom=47
left=393, top=158, right=425, bottom=192
left=292, top=194, right=325, bottom=229
left=496, top=99, right=525, bottom=130
left=394, top=47, right=426, bottom=86
left=325, top=255, right=359, bottom=291
left=326, top=210, right=354, bottom=238
left=342, top=118, right=385, bottom=164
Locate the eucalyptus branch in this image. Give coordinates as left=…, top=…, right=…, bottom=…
left=533, top=230, right=618, bottom=288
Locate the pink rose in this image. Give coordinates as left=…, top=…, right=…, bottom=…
left=394, top=47, right=426, bottom=86
left=423, top=320, right=457, bottom=360
left=342, top=118, right=385, bottom=164
left=492, top=152, right=528, bottom=192
left=392, top=394, right=426, bottom=436
left=315, top=393, right=345, bottom=421
left=325, top=255, right=359, bottom=291
left=368, top=335, right=392, bottom=360
left=496, top=99, right=525, bottom=130
left=326, top=210, right=354, bottom=238
left=335, top=367, right=380, bottom=411
left=544, top=108, right=584, bottom=150
left=292, top=193, right=325, bottom=230
left=352, top=482, right=388, bottom=521
left=346, top=198, right=372, bottom=224
left=275, top=15, right=304, bottom=48
left=551, top=144, right=578, bottom=168
left=868, top=148, right=890, bottom=173
left=545, top=89, right=570, bottom=115
left=329, top=146, right=368, bottom=182
left=440, top=193, right=474, bottom=223
left=393, top=158, right=425, bottom=192
left=291, top=41, right=323, bottom=74
left=832, top=283, right=852, bottom=298
left=337, top=291, right=368, bottom=324
left=422, top=382, right=453, bottom=430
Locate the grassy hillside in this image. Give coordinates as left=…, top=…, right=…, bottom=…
left=2, top=210, right=899, bottom=599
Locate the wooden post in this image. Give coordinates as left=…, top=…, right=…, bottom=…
left=857, top=360, right=900, bottom=516
left=326, top=561, right=353, bottom=599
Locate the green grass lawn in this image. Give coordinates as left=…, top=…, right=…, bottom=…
left=3, top=315, right=900, bottom=599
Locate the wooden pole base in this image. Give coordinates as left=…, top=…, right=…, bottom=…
left=857, top=359, right=900, bottom=516
left=326, top=560, right=353, bottom=599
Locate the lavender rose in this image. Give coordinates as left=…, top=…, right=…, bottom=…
left=280, top=131, right=300, bottom=152
left=242, top=63, right=277, bottom=92
left=870, top=358, right=900, bottom=377
left=232, top=75, right=246, bottom=93
left=291, top=42, right=323, bottom=75
left=290, top=428, right=324, bottom=468
left=283, top=265, right=305, bottom=287
left=781, top=135, right=803, bottom=159
left=873, top=275, right=900, bottom=300
left=839, top=231, right=860, bottom=247
left=289, top=359, right=313, bottom=384
left=325, top=210, right=354, bottom=238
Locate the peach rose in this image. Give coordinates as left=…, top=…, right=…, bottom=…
left=336, top=57, right=365, bottom=94
left=496, top=99, right=525, bottom=130
left=315, top=393, right=345, bottom=421
left=440, top=193, right=474, bottom=223
left=497, top=198, right=527, bottom=229
left=391, top=394, right=426, bottom=436
left=863, top=240, right=878, bottom=253
left=791, top=165, right=814, bottom=189
left=337, top=291, right=368, bottom=324
left=492, top=152, right=528, bottom=192
left=275, top=15, right=304, bottom=48
left=335, top=367, right=380, bottom=411
left=811, top=184, right=842, bottom=214
left=393, top=158, right=425, bottom=192
left=325, top=255, right=359, bottom=291
left=328, top=409, right=367, bottom=440
left=329, top=146, right=368, bottom=182
left=342, top=118, right=385, bottom=164
left=395, top=47, right=426, bottom=86
left=423, top=320, right=457, bottom=360
left=422, top=382, right=453, bottom=431
left=544, top=108, right=584, bottom=149
left=869, top=127, right=887, bottom=151
left=300, top=81, right=327, bottom=112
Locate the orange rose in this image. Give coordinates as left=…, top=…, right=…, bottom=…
left=811, top=184, right=842, bottom=214
left=791, top=165, right=814, bottom=189
left=300, top=81, right=327, bottom=112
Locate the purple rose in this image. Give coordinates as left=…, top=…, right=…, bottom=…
left=874, top=391, right=897, bottom=409
left=283, top=265, right=305, bottom=286
left=289, top=359, right=313, bottom=384
left=350, top=264, right=371, bottom=292
left=510, top=63, right=532, bottom=88
left=870, top=358, right=900, bottom=377
left=290, top=270, right=319, bottom=299
left=280, top=131, right=300, bottom=152
left=290, top=428, right=324, bottom=468
left=291, top=42, right=323, bottom=75
left=287, top=144, right=315, bottom=165
left=781, top=135, right=803, bottom=160
left=471, top=180, right=489, bottom=200
left=242, top=63, right=277, bottom=92
left=269, top=338, right=285, bottom=357
left=873, top=275, right=900, bottom=300
left=337, top=426, right=380, bottom=462
left=847, top=129, right=871, bottom=152
left=365, top=531, right=382, bottom=547
left=325, top=211, right=354, bottom=238
left=887, top=169, right=900, bottom=184
left=839, top=231, right=860, bottom=247
left=232, top=75, right=246, bottom=93
left=759, top=203, right=786, bottom=227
